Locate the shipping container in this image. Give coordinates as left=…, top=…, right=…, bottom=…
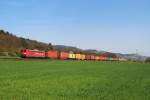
left=60, top=52, right=69, bottom=60
left=69, top=54, right=76, bottom=59
left=69, top=51, right=76, bottom=59
left=80, top=54, right=85, bottom=60
left=85, top=55, right=91, bottom=60
left=75, top=54, right=81, bottom=60
left=90, top=55, right=95, bottom=60
left=99, top=56, right=105, bottom=61
left=99, top=54, right=108, bottom=61
left=47, top=50, right=59, bottom=59
left=95, top=56, right=100, bottom=61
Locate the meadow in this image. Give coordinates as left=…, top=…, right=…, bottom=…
left=0, top=59, right=150, bottom=100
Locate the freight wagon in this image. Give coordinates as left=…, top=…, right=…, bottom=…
left=69, top=51, right=76, bottom=59
left=90, top=55, right=95, bottom=60
left=95, top=56, right=100, bottom=61
left=80, top=54, right=86, bottom=60
left=99, top=54, right=108, bottom=61
left=75, top=54, right=81, bottom=60
left=60, top=52, right=69, bottom=60
left=47, top=50, right=59, bottom=59
left=85, top=55, right=91, bottom=60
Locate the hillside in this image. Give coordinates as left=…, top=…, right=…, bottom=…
left=0, top=30, right=52, bottom=56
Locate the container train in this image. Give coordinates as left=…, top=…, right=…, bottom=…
left=21, top=49, right=121, bottom=61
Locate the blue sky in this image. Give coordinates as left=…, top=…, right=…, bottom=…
left=0, top=0, right=150, bottom=56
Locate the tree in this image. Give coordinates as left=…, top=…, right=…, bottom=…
left=145, top=57, right=150, bottom=62
left=46, top=43, right=53, bottom=51
left=20, top=38, right=28, bottom=48
left=0, top=30, right=5, bottom=34
left=106, top=52, right=117, bottom=58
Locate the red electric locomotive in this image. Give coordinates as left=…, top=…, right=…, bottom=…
left=21, top=49, right=46, bottom=58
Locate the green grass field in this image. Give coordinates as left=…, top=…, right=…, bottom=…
left=0, top=59, right=150, bottom=100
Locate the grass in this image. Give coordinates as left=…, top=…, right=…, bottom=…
left=0, top=59, right=150, bottom=100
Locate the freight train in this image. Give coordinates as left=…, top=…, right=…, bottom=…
left=21, top=49, right=121, bottom=61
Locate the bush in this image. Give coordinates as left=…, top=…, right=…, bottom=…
left=8, top=52, right=17, bottom=56
left=0, top=52, right=8, bottom=56
left=145, top=57, right=150, bottom=62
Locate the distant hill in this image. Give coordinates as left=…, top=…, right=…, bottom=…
left=53, top=45, right=82, bottom=53
left=115, top=53, right=148, bottom=61
left=123, top=54, right=147, bottom=61
left=83, top=49, right=99, bottom=54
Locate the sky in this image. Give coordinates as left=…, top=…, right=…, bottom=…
left=0, top=0, right=150, bottom=56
